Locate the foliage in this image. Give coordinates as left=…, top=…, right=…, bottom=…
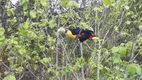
left=0, top=0, right=142, bottom=80
left=3, top=75, right=16, bottom=80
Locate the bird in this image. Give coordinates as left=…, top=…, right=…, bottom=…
left=58, top=27, right=95, bottom=42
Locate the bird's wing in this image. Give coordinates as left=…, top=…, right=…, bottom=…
left=69, top=28, right=81, bottom=35
left=79, top=30, right=95, bottom=42
left=78, top=31, right=92, bottom=42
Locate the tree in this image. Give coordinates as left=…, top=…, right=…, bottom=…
left=0, top=0, right=142, bottom=80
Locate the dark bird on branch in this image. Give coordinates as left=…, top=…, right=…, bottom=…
left=58, top=27, right=95, bottom=42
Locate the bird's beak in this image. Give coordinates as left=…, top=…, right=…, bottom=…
left=65, top=28, right=69, bottom=33
left=57, top=27, right=66, bottom=33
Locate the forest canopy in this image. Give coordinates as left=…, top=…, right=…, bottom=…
left=0, top=0, right=142, bottom=80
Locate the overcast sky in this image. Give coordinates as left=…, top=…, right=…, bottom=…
left=11, top=0, right=19, bottom=5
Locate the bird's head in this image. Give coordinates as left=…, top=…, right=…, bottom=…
left=57, top=27, right=66, bottom=33
left=57, top=27, right=76, bottom=39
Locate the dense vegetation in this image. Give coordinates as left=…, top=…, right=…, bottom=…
left=0, top=0, right=142, bottom=80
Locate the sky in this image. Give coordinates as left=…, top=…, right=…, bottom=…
left=10, top=0, right=19, bottom=5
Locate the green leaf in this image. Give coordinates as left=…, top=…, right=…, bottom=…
left=61, top=18, right=67, bottom=24
left=126, top=64, right=142, bottom=76
left=3, top=75, right=16, bottom=80
left=40, top=0, right=47, bottom=7
left=49, top=18, right=57, bottom=29
left=136, top=65, right=142, bottom=75
left=113, top=53, right=121, bottom=63
left=80, top=22, right=89, bottom=29
left=16, top=67, right=24, bottom=73
left=103, top=0, right=112, bottom=6
left=94, top=7, right=103, bottom=12
left=85, top=14, right=90, bottom=20
left=119, top=47, right=127, bottom=56
left=125, top=21, right=131, bottom=24
left=39, top=19, right=48, bottom=27
left=8, top=17, right=17, bottom=25
left=140, top=46, right=142, bottom=55
left=34, top=44, right=41, bottom=52
left=23, top=3, right=28, bottom=10
left=139, top=25, right=142, bottom=30
left=34, top=64, right=39, bottom=71
left=61, top=0, right=68, bottom=7
left=18, top=21, right=31, bottom=36
left=111, top=47, right=119, bottom=53
left=20, top=0, right=26, bottom=5
left=19, top=21, right=31, bottom=30
left=0, top=36, right=5, bottom=41
left=0, top=27, right=5, bottom=36
left=7, top=39, right=18, bottom=45
left=114, top=26, right=118, bottom=32
left=19, top=46, right=26, bottom=55
left=28, top=31, right=37, bottom=39
left=124, top=6, right=130, bottom=10
left=120, top=31, right=127, bottom=38
left=126, top=64, right=136, bottom=76
left=40, top=57, right=52, bottom=67
left=43, top=57, right=51, bottom=63
left=30, top=10, right=36, bottom=19
left=65, top=65, right=73, bottom=72
left=7, top=8, right=15, bottom=16
left=67, top=1, right=78, bottom=8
